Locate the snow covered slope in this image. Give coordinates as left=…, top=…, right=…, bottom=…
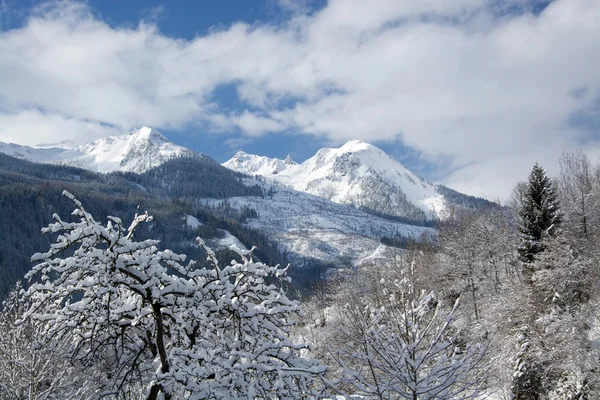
left=204, top=180, right=435, bottom=268
left=224, top=140, right=448, bottom=220
left=226, top=152, right=297, bottom=176
left=0, top=127, right=196, bottom=173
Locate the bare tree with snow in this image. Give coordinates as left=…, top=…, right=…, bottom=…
left=558, top=150, right=599, bottom=243
left=21, top=191, right=326, bottom=399
left=324, top=262, right=488, bottom=399
left=0, top=283, right=98, bottom=400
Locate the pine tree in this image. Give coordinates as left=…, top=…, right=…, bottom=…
left=510, top=326, right=543, bottom=400
left=517, top=163, right=561, bottom=264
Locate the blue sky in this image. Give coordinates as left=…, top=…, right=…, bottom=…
left=0, top=0, right=598, bottom=199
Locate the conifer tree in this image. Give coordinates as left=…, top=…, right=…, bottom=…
left=517, top=163, right=561, bottom=264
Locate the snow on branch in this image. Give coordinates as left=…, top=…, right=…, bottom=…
left=22, top=191, right=326, bottom=399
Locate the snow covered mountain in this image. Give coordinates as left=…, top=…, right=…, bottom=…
left=224, top=140, right=448, bottom=220
left=204, top=177, right=435, bottom=269
left=0, top=127, right=196, bottom=173
left=0, top=127, right=483, bottom=222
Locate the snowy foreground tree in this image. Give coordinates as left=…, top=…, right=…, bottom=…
left=510, top=235, right=597, bottom=400
left=318, top=262, right=488, bottom=399
left=21, top=191, right=326, bottom=399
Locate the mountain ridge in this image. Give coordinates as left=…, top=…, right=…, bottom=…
left=0, top=150, right=434, bottom=301
left=224, top=140, right=449, bottom=220
left=0, top=127, right=197, bottom=173
left=0, top=127, right=493, bottom=220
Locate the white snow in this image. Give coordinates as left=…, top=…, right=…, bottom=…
left=224, top=151, right=297, bottom=176
left=223, top=140, right=448, bottom=220
left=211, top=230, right=249, bottom=253
left=184, top=215, right=203, bottom=229
left=590, top=316, right=600, bottom=354
left=204, top=181, right=434, bottom=267
left=0, top=126, right=195, bottom=173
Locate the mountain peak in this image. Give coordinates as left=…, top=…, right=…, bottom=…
left=284, top=154, right=296, bottom=165
left=223, top=141, right=448, bottom=220
left=339, top=139, right=373, bottom=153
left=223, top=152, right=294, bottom=176
left=0, top=127, right=196, bottom=174
left=130, top=126, right=171, bottom=144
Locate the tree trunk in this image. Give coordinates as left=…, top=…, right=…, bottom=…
left=147, top=302, right=171, bottom=400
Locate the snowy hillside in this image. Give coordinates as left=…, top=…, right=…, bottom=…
left=224, top=140, right=448, bottom=220
left=0, top=127, right=196, bottom=173
left=183, top=214, right=248, bottom=253
left=204, top=180, right=435, bottom=268
left=225, top=151, right=297, bottom=176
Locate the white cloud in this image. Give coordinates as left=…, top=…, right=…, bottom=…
left=0, top=0, right=598, bottom=199
left=232, top=111, right=285, bottom=136
left=0, top=109, right=120, bottom=146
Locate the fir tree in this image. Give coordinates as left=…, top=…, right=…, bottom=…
left=517, top=163, right=561, bottom=264
left=510, top=326, right=543, bottom=400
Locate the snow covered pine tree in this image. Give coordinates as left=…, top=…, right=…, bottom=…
left=517, top=162, right=561, bottom=266
left=21, top=191, right=326, bottom=399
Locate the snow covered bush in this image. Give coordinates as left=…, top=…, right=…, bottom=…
left=21, top=191, right=325, bottom=399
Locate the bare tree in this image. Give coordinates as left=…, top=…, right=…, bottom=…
left=558, top=150, right=597, bottom=241
left=325, top=262, right=488, bottom=399
left=22, top=191, right=326, bottom=399
left=0, top=283, right=98, bottom=400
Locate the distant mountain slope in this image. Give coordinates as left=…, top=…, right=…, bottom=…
left=0, top=127, right=196, bottom=173
left=226, top=152, right=298, bottom=176
left=224, top=140, right=448, bottom=220
left=118, top=155, right=263, bottom=199
left=435, top=184, right=496, bottom=214
left=206, top=182, right=434, bottom=269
